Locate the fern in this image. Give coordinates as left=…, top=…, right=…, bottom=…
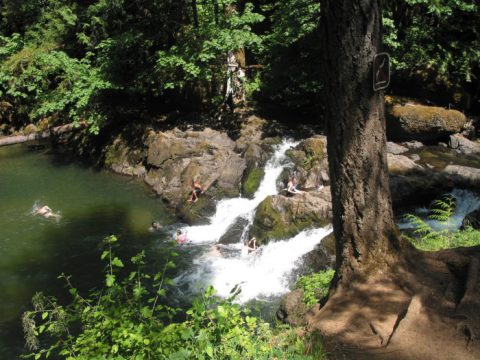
left=403, top=195, right=480, bottom=251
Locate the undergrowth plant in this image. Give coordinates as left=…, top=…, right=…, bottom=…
left=403, top=196, right=480, bottom=251
left=22, top=235, right=323, bottom=359
left=295, top=269, right=335, bottom=307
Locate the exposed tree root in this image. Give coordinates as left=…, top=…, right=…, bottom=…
left=306, top=246, right=480, bottom=360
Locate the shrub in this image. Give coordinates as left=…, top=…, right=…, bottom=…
left=22, top=235, right=322, bottom=359
left=295, top=269, right=335, bottom=307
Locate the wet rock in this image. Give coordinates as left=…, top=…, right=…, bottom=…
left=386, top=103, right=467, bottom=143
left=250, top=188, right=332, bottom=244
left=462, top=209, right=480, bottom=230
left=219, top=217, right=250, bottom=244
left=449, top=134, right=480, bottom=155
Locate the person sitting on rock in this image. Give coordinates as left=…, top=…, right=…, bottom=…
left=287, top=176, right=305, bottom=195
left=187, top=179, right=204, bottom=203
left=244, top=237, right=257, bottom=255
left=176, top=229, right=187, bottom=244
left=149, top=221, right=162, bottom=232
left=35, top=205, right=61, bottom=220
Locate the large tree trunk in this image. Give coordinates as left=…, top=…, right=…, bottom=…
left=320, top=0, right=404, bottom=281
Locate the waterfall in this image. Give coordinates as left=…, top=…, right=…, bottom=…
left=174, top=140, right=333, bottom=302
left=182, top=140, right=298, bottom=243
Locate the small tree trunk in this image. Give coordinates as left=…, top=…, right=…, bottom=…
left=320, top=0, right=405, bottom=281
left=191, top=0, right=199, bottom=28
left=225, top=49, right=246, bottom=108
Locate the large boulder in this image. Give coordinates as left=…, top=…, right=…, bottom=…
left=386, top=102, right=468, bottom=143
left=250, top=188, right=332, bottom=244
left=144, top=128, right=246, bottom=223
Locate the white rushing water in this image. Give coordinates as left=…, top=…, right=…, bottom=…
left=397, top=188, right=480, bottom=231
left=182, top=140, right=298, bottom=244
left=174, top=139, right=333, bottom=302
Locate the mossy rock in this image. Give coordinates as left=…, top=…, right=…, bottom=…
left=386, top=103, right=467, bottom=143
left=176, top=196, right=216, bottom=225
left=104, top=137, right=144, bottom=169
left=23, top=123, right=38, bottom=135
left=242, top=167, right=264, bottom=198
left=250, top=195, right=329, bottom=245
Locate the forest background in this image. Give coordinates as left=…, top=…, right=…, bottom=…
left=1, top=0, right=479, bottom=139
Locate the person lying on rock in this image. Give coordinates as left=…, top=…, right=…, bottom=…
left=287, top=176, right=305, bottom=195
left=35, top=205, right=61, bottom=220
left=187, top=179, right=204, bottom=203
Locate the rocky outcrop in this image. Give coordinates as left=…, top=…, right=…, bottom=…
left=235, top=116, right=273, bottom=198
left=386, top=102, right=468, bottom=143
left=250, top=188, right=332, bottom=244
left=104, top=136, right=146, bottom=177
left=144, top=128, right=246, bottom=223
left=286, top=135, right=329, bottom=188
left=449, top=134, right=480, bottom=155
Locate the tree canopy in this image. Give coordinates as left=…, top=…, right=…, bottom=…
left=0, top=0, right=479, bottom=133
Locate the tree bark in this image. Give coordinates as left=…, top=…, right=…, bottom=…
left=320, top=0, right=404, bottom=280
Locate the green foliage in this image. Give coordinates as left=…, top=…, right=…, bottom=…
left=403, top=197, right=480, bottom=251
left=383, top=1, right=480, bottom=86
left=22, top=235, right=322, bottom=359
left=295, top=269, right=335, bottom=307
left=256, top=0, right=322, bottom=111
left=155, top=1, right=263, bottom=93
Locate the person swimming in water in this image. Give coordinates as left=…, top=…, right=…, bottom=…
left=34, top=205, right=61, bottom=220
left=176, top=229, right=187, bottom=244
left=149, top=221, right=162, bottom=232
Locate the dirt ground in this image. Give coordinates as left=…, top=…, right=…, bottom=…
left=306, top=246, right=480, bottom=360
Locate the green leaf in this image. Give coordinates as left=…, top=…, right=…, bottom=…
left=205, top=344, right=213, bottom=358
left=106, top=274, right=116, bottom=287
left=42, top=312, right=49, bottom=320
left=111, top=257, right=124, bottom=268
left=101, top=250, right=109, bottom=260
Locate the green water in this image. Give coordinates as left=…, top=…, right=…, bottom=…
left=0, top=144, right=175, bottom=358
